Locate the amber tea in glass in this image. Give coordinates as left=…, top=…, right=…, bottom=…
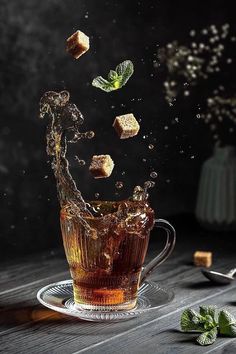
left=60, top=200, right=175, bottom=311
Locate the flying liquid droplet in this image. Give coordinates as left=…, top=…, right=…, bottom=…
left=75, top=156, right=86, bottom=166
left=150, top=171, right=158, bottom=179
left=86, top=131, right=95, bottom=139
left=115, top=181, right=124, bottom=189
left=144, top=180, right=155, bottom=189
left=148, top=144, right=154, bottom=150
left=95, top=193, right=100, bottom=199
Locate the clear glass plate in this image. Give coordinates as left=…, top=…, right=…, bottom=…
left=37, top=279, right=174, bottom=322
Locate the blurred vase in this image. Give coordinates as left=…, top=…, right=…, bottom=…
left=196, top=146, right=236, bottom=231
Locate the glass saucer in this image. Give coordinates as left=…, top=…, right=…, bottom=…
left=37, top=280, right=174, bottom=322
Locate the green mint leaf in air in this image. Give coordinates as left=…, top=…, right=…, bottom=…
left=92, top=60, right=134, bottom=92
left=196, top=327, right=218, bottom=346
left=115, top=60, right=134, bottom=86
left=108, top=70, right=118, bottom=81
left=91, top=76, right=114, bottom=92
left=219, top=310, right=236, bottom=337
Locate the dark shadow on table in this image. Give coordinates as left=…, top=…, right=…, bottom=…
left=0, top=302, right=140, bottom=334
left=183, top=281, right=228, bottom=289
left=0, top=303, right=83, bottom=326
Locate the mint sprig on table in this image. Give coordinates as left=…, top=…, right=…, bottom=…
left=92, top=60, right=134, bottom=92
left=181, top=306, right=236, bottom=346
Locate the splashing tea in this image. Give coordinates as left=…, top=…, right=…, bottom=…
left=40, top=90, right=175, bottom=311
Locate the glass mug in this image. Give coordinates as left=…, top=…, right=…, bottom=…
left=60, top=200, right=176, bottom=311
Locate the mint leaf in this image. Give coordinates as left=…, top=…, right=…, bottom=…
left=91, top=76, right=114, bottom=92
left=219, top=310, right=236, bottom=337
left=199, top=305, right=218, bottom=322
left=196, top=327, right=218, bottom=346
left=92, top=60, right=134, bottom=92
left=180, top=306, right=236, bottom=346
left=108, top=70, right=118, bottom=81
left=203, top=315, right=216, bottom=331
left=115, top=60, right=134, bottom=86
left=181, top=309, right=204, bottom=332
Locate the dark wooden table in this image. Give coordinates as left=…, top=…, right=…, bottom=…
left=1, top=220, right=236, bottom=354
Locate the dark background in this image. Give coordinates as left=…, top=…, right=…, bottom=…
left=0, top=0, right=235, bottom=259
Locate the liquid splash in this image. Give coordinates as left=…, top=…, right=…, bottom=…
left=39, top=90, right=94, bottom=218
left=39, top=90, right=154, bottom=219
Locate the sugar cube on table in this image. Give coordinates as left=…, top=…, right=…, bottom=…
left=89, top=155, right=114, bottom=179
left=66, top=30, right=90, bottom=59
left=113, top=113, right=140, bottom=139
left=193, top=251, right=212, bottom=268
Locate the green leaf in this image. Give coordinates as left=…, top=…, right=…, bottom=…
left=92, top=60, right=134, bottom=92
left=116, top=60, right=134, bottom=86
left=219, top=310, right=236, bottom=337
left=196, top=327, right=218, bottom=346
left=108, top=70, right=118, bottom=81
left=92, top=76, right=115, bottom=92
left=199, top=305, right=217, bottom=320
left=181, top=309, right=204, bottom=332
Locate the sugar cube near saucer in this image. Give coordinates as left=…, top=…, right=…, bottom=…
left=193, top=251, right=212, bottom=268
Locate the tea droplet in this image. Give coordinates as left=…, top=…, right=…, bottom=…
left=115, top=181, right=124, bottom=189
left=150, top=171, right=158, bottom=179
left=95, top=193, right=100, bottom=199
left=86, top=131, right=95, bottom=139
left=75, top=156, right=86, bottom=166
left=144, top=180, right=155, bottom=189
left=148, top=144, right=154, bottom=150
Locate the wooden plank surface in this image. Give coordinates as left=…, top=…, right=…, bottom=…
left=0, top=250, right=67, bottom=293
left=1, top=229, right=236, bottom=354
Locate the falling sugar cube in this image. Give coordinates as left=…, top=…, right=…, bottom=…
left=113, top=113, right=140, bottom=139
left=66, top=30, right=90, bottom=59
left=89, top=155, right=114, bottom=179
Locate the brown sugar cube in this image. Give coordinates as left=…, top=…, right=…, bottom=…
left=89, top=155, right=114, bottom=179
left=193, top=251, right=212, bottom=268
left=113, top=113, right=140, bottom=139
left=66, top=30, right=90, bottom=59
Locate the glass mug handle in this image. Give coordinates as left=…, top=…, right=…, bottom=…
left=140, top=219, right=176, bottom=283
